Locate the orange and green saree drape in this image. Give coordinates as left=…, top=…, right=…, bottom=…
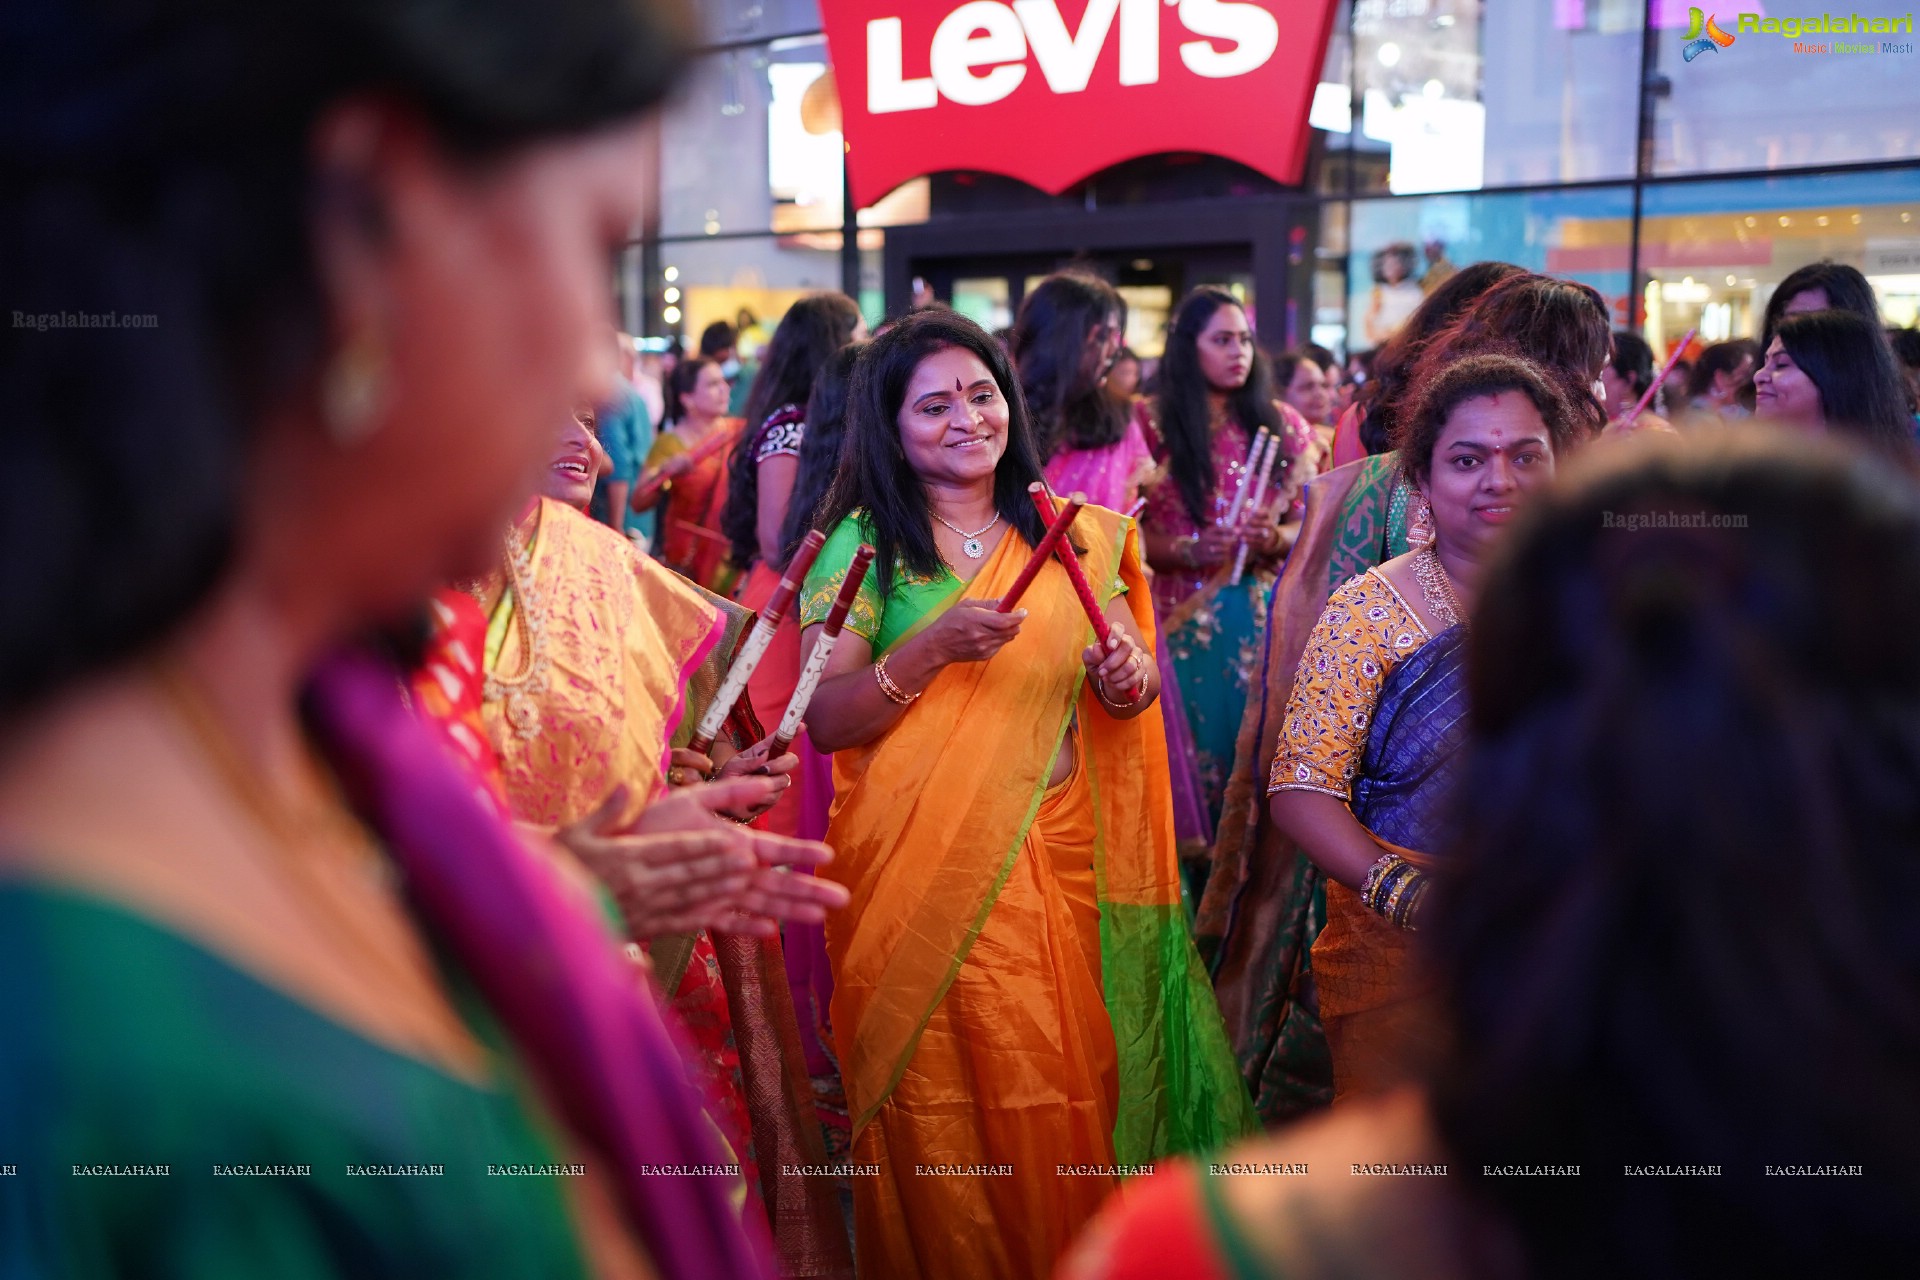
left=819, top=503, right=1255, bottom=1280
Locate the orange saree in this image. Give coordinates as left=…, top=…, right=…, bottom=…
left=819, top=505, right=1253, bottom=1280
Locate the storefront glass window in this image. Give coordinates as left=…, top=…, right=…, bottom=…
left=658, top=235, right=846, bottom=357
left=1345, top=186, right=1636, bottom=351
left=695, top=0, right=822, bottom=48
left=661, top=39, right=842, bottom=237
left=1637, top=168, right=1920, bottom=349
left=1652, top=7, right=1920, bottom=175
left=1350, top=0, right=1640, bottom=195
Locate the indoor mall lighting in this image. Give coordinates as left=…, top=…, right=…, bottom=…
left=664, top=287, right=681, bottom=303
left=1377, top=42, right=1401, bottom=67
left=663, top=266, right=679, bottom=282
left=662, top=305, right=682, bottom=324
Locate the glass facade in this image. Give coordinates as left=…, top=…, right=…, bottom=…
left=633, top=0, right=1920, bottom=362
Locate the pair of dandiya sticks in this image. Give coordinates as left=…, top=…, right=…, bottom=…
left=684, top=482, right=1135, bottom=757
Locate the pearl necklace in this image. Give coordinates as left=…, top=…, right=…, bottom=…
left=480, top=525, right=551, bottom=737
left=932, top=510, right=1001, bottom=559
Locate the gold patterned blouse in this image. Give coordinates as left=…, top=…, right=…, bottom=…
left=1268, top=568, right=1432, bottom=800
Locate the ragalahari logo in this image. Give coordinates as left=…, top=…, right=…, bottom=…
left=1683, top=8, right=1738, bottom=59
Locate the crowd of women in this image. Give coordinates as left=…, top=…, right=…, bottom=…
left=4, top=1, right=1919, bottom=1278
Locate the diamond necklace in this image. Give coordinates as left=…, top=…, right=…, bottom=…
left=932, top=509, right=1001, bottom=559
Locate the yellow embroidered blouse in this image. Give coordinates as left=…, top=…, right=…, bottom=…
left=1268, top=568, right=1432, bottom=800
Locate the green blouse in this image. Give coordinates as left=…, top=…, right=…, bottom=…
left=799, top=513, right=964, bottom=656
left=0, top=882, right=597, bottom=1279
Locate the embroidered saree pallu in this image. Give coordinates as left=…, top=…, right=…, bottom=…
left=482, top=501, right=852, bottom=1279
left=815, top=503, right=1254, bottom=1280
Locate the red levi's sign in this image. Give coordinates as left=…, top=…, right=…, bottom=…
left=822, top=0, right=1339, bottom=208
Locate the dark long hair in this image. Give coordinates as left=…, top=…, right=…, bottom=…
left=1607, top=329, right=1654, bottom=396
left=1774, top=309, right=1917, bottom=456
left=1431, top=431, right=1920, bottom=1277
left=0, top=0, right=690, bottom=723
left=1759, top=260, right=1882, bottom=353
left=1154, top=287, right=1287, bottom=525
left=1009, top=272, right=1127, bottom=459
left=815, top=311, right=1048, bottom=594
left=663, top=356, right=715, bottom=426
left=1685, top=339, right=1757, bottom=399
left=720, top=292, right=863, bottom=567
left=1412, top=273, right=1612, bottom=437
left=1355, top=260, right=1526, bottom=454
left=778, top=341, right=864, bottom=565
left=1392, top=353, right=1585, bottom=488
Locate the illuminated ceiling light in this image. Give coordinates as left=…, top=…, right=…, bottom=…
left=703, top=220, right=721, bottom=236
left=1726, top=274, right=1737, bottom=286
left=1377, top=42, right=1402, bottom=67
left=663, top=287, right=681, bottom=304
left=1744, top=216, right=1757, bottom=227
left=1815, top=215, right=1830, bottom=226
left=1683, top=275, right=1695, bottom=285
left=663, top=266, right=679, bottom=282
left=1905, top=211, right=1915, bottom=222
left=662, top=305, right=682, bottom=324
left=1422, top=79, right=1445, bottom=98
left=1778, top=216, right=1791, bottom=226
left=1851, top=212, right=1863, bottom=224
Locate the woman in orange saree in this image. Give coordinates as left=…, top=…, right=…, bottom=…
left=636, top=357, right=743, bottom=591
left=473, top=410, right=855, bottom=1277
left=800, top=312, right=1254, bottom=1280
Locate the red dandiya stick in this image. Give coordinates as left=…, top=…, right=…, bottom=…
left=996, top=487, right=1085, bottom=613
left=1027, top=485, right=1141, bottom=705
left=1623, top=327, right=1695, bottom=426
left=768, top=542, right=874, bottom=758
left=686, top=528, right=826, bottom=757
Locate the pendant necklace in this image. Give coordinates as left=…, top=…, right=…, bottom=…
left=933, top=510, right=1001, bottom=559
left=1412, top=546, right=1467, bottom=629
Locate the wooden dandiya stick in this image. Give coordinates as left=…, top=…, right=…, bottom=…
left=1026, top=485, right=1141, bottom=704
left=1623, top=327, right=1696, bottom=426
left=996, top=487, right=1085, bottom=614
left=685, top=528, right=826, bottom=757
left=1126, top=496, right=1147, bottom=520
left=1229, top=429, right=1283, bottom=586
left=768, top=543, right=875, bottom=758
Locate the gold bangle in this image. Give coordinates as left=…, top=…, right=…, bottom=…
left=873, top=655, right=920, bottom=706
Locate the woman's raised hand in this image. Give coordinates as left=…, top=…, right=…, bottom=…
left=922, top=599, right=1027, bottom=666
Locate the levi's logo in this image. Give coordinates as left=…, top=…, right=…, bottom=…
left=865, top=0, right=1282, bottom=113
left=821, top=0, right=1336, bottom=207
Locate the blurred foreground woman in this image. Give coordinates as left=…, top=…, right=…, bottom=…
left=1068, top=429, right=1920, bottom=1280
left=0, top=1, right=773, bottom=1275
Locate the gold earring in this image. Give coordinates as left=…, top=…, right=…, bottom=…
left=321, top=329, right=389, bottom=446
left=1407, top=490, right=1436, bottom=549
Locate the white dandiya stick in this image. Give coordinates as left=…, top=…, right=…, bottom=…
left=769, top=543, right=875, bottom=758
left=1230, top=429, right=1284, bottom=585
left=686, top=529, right=827, bottom=757
left=1222, top=428, right=1272, bottom=525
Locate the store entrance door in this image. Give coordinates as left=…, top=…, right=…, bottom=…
left=919, top=247, right=1254, bottom=358
left=881, top=197, right=1309, bottom=355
